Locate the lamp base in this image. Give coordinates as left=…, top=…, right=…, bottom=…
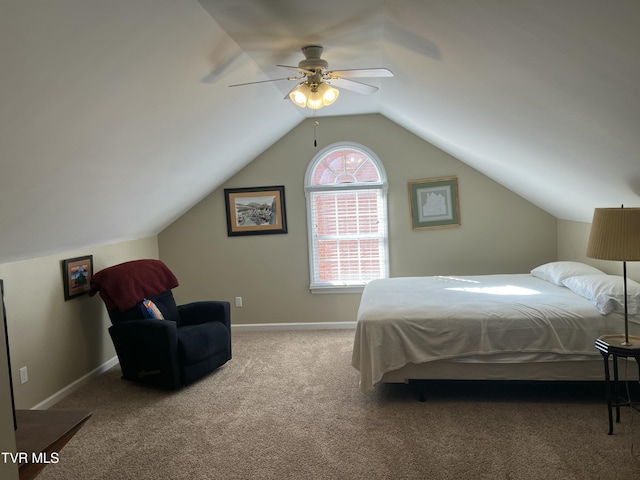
left=620, top=341, right=633, bottom=346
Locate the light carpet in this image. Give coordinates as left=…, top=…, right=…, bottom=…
left=37, top=329, right=640, bottom=480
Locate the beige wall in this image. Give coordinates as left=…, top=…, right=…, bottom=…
left=0, top=236, right=158, bottom=409
left=159, top=114, right=557, bottom=325
left=558, top=219, right=640, bottom=282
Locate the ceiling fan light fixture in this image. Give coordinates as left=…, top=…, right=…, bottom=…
left=289, top=81, right=340, bottom=110
left=305, top=83, right=340, bottom=110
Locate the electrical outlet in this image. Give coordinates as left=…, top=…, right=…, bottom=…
left=235, top=296, right=243, bottom=308
left=19, top=366, right=28, bottom=384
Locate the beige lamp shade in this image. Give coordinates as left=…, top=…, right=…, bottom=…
left=586, top=207, right=640, bottom=261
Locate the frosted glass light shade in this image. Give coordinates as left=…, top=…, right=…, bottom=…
left=317, top=82, right=339, bottom=106
left=289, top=84, right=310, bottom=108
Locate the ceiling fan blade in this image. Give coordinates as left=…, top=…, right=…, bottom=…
left=328, top=78, right=379, bottom=95
left=276, top=64, right=316, bottom=76
left=327, top=68, right=394, bottom=78
left=228, top=76, right=301, bottom=87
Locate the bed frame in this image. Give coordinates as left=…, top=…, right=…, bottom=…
left=379, top=357, right=639, bottom=401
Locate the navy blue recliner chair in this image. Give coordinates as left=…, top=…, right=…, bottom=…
left=89, top=259, right=231, bottom=389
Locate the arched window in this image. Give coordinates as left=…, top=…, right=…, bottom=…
left=304, top=142, right=389, bottom=293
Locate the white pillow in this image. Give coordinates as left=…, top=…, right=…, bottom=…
left=530, top=261, right=605, bottom=286
left=562, top=274, right=640, bottom=315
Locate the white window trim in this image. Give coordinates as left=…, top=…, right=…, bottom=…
left=304, top=142, right=389, bottom=294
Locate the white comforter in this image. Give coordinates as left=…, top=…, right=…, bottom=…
left=352, top=274, right=626, bottom=392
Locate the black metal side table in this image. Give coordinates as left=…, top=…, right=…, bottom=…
left=594, top=334, right=640, bottom=434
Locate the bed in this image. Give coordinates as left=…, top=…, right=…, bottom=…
left=352, top=262, right=640, bottom=393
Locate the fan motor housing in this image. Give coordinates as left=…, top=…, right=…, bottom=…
left=299, top=45, right=328, bottom=72
left=298, top=58, right=328, bottom=72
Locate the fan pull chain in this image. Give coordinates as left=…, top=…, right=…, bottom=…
left=314, top=120, right=319, bottom=147
left=313, top=108, right=319, bottom=147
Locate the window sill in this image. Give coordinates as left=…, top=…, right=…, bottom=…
left=310, top=284, right=365, bottom=294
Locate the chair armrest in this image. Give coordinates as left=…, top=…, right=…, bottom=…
left=111, top=315, right=176, bottom=329
left=178, top=301, right=231, bottom=330
left=109, top=319, right=179, bottom=354
left=108, top=319, right=181, bottom=388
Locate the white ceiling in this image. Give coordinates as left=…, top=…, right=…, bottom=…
left=1, top=0, right=639, bottom=264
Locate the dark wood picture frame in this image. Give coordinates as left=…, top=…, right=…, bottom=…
left=62, top=255, right=93, bottom=300
left=224, top=186, right=288, bottom=237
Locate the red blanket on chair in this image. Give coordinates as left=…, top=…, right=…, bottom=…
left=89, top=259, right=179, bottom=312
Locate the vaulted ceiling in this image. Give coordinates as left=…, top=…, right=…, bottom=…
left=1, top=0, right=639, bottom=264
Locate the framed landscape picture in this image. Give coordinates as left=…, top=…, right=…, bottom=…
left=408, top=176, right=460, bottom=230
left=62, top=255, right=93, bottom=300
left=224, top=185, right=288, bottom=236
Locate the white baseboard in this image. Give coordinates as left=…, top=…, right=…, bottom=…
left=231, top=322, right=356, bottom=331
left=32, top=356, right=119, bottom=410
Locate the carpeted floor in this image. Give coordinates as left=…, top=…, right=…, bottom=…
left=36, top=329, right=640, bottom=480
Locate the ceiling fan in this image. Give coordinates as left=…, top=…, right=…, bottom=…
left=229, top=45, right=393, bottom=110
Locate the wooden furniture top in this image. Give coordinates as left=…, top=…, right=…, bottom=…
left=15, top=409, right=92, bottom=480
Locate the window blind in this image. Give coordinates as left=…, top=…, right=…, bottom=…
left=309, top=188, right=388, bottom=286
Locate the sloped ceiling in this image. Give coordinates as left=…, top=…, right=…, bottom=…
left=1, top=0, right=639, bottom=264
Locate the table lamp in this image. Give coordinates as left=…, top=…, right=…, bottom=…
left=587, top=206, right=640, bottom=345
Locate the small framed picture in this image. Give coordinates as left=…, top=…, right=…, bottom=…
left=62, top=255, right=93, bottom=300
left=408, top=176, right=460, bottom=230
left=224, top=185, right=288, bottom=236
